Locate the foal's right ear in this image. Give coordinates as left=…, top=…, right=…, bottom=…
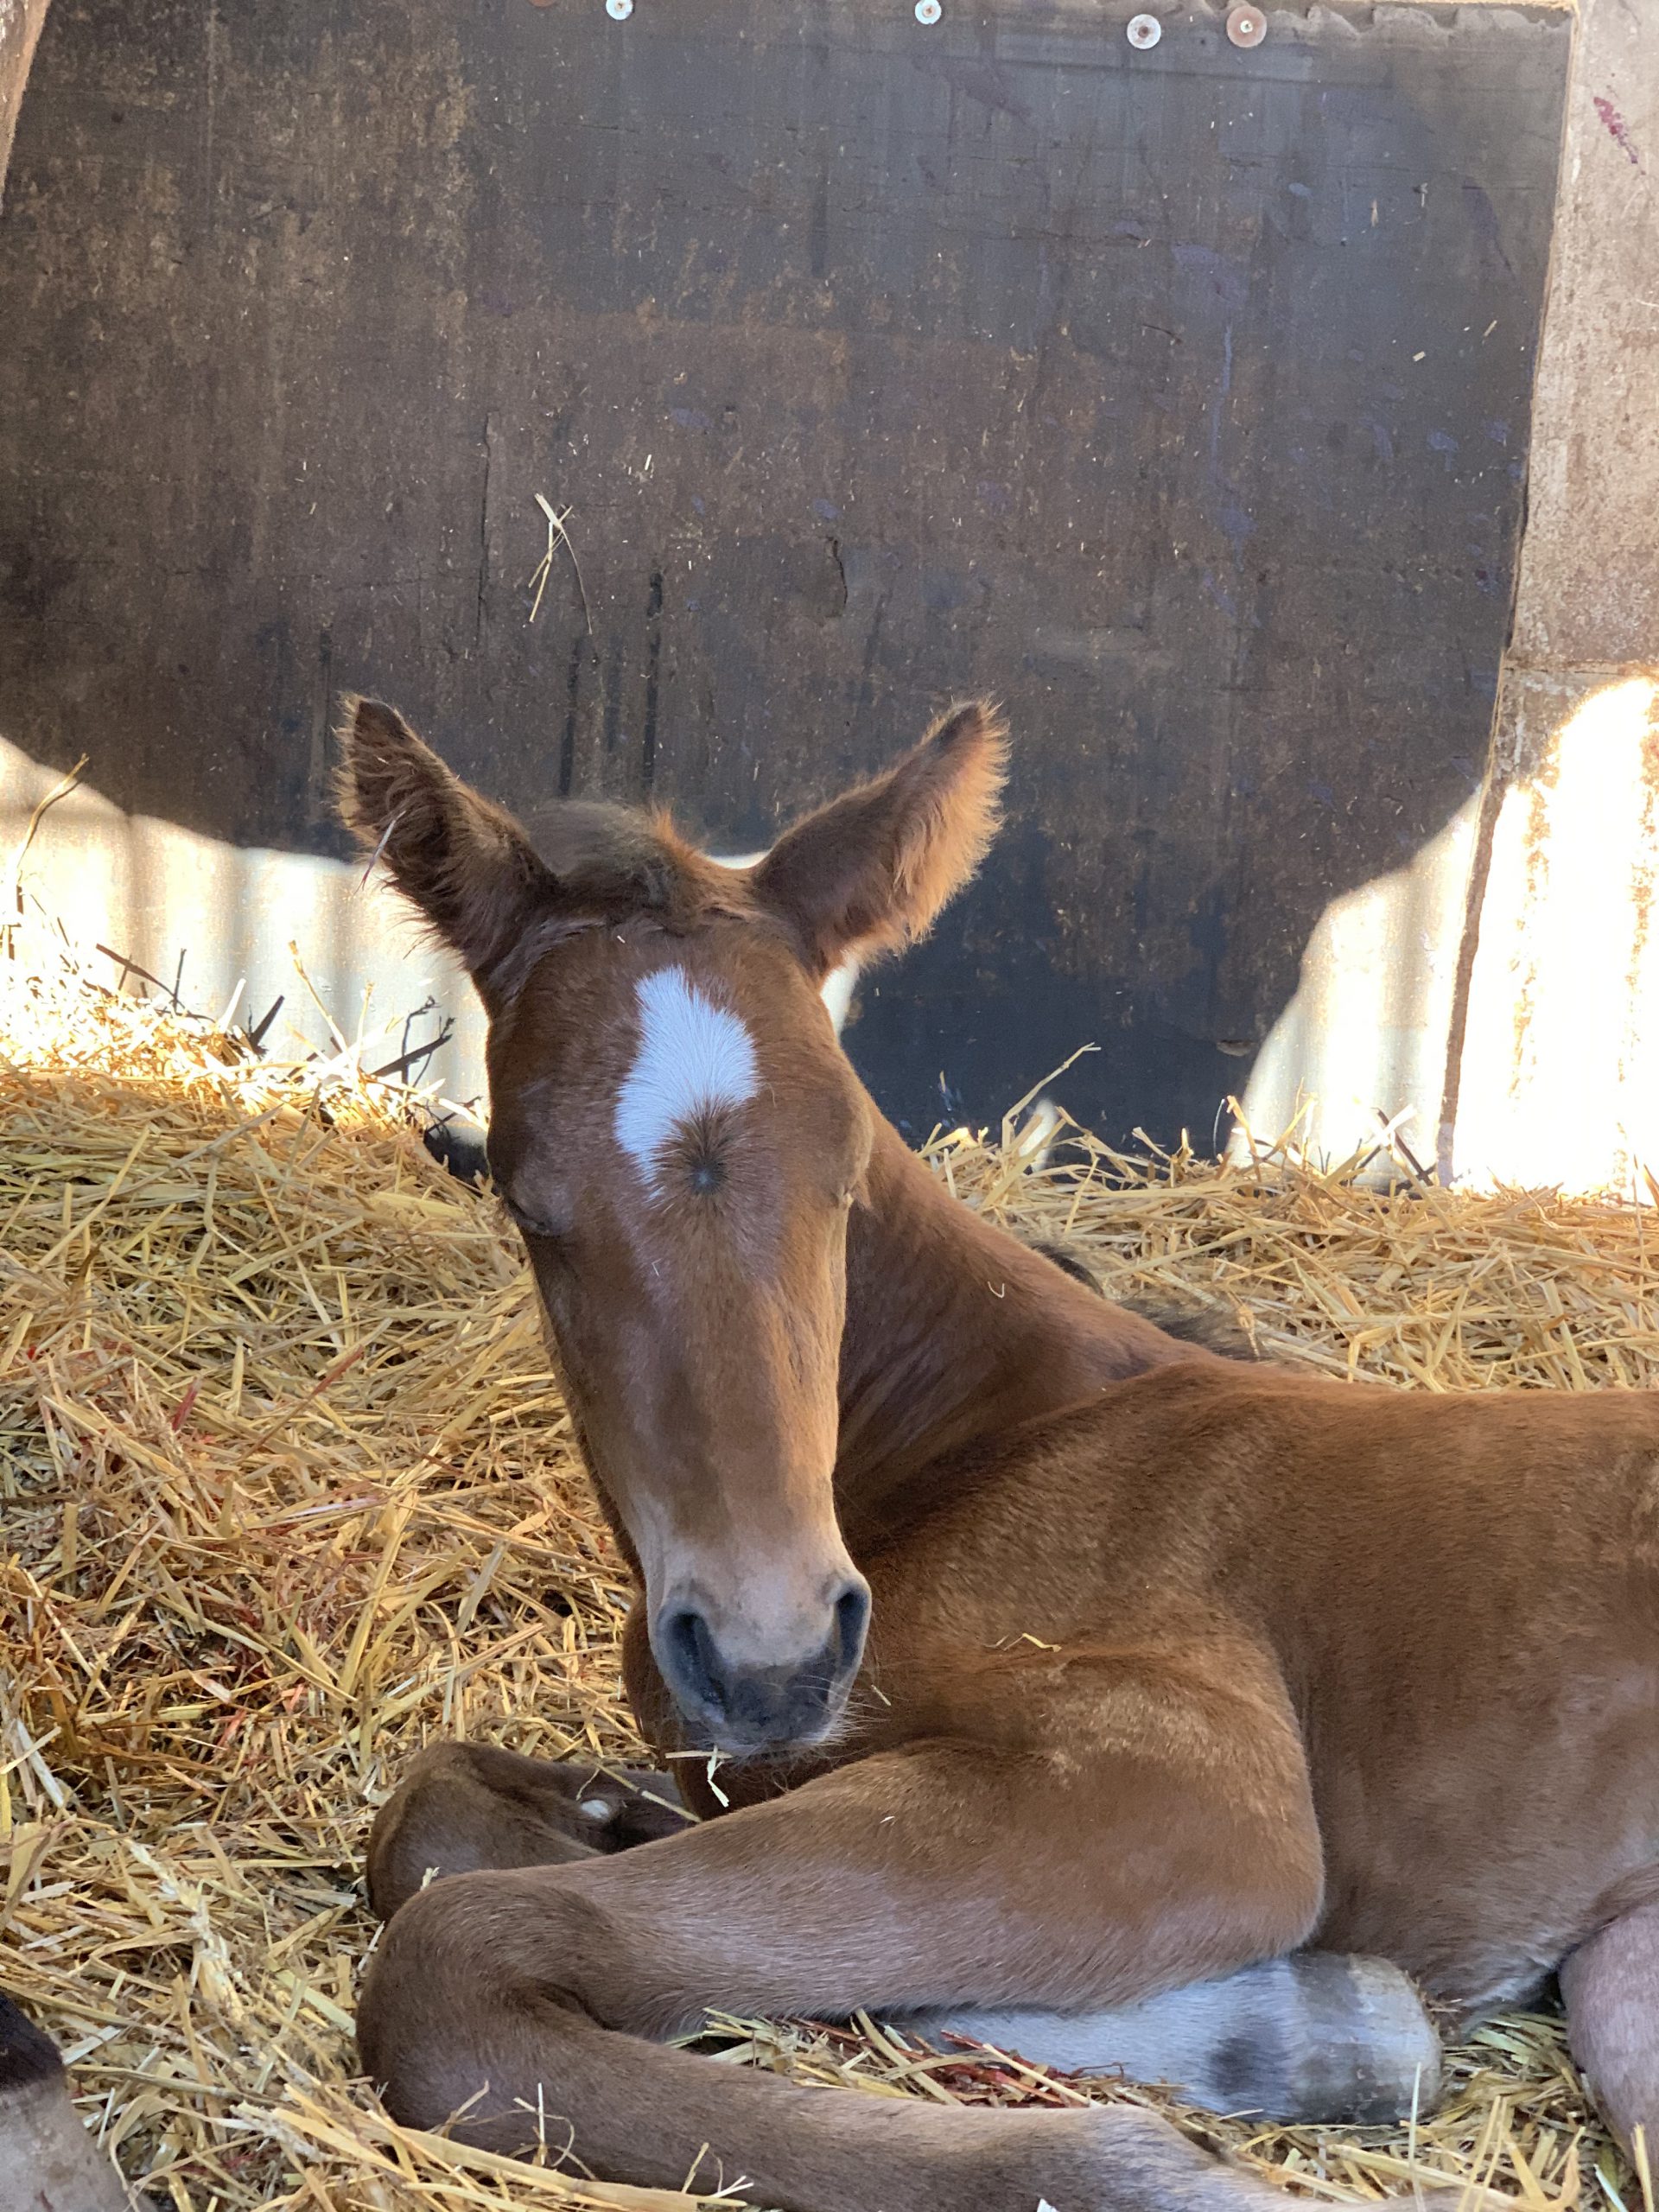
left=336, top=697, right=557, bottom=1001
left=752, top=701, right=1009, bottom=979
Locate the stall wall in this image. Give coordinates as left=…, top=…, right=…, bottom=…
left=1444, top=0, right=1659, bottom=1194
left=0, top=0, right=1568, bottom=1149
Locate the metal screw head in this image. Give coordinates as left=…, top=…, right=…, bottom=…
left=1127, top=11, right=1161, bottom=42
left=1225, top=3, right=1266, bottom=42
left=606, top=0, right=632, bottom=18
left=915, top=0, right=942, bottom=22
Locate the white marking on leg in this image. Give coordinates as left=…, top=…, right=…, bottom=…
left=614, top=968, right=760, bottom=1187
left=0, top=2075, right=135, bottom=2212
left=887, top=1955, right=1440, bottom=2122
left=888, top=1982, right=1286, bottom=2094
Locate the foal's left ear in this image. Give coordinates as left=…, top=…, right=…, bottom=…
left=752, top=700, right=1009, bottom=979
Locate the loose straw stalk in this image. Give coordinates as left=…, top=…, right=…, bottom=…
left=0, top=925, right=1643, bottom=2210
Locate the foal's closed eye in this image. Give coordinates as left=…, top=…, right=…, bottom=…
left=504, top=1195, right=567, bottom=1242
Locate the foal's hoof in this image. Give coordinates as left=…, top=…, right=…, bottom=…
left=366, top=1741, right=692, bottom=1920
left=1171, top=1953, right=1443, bottom=2124
left=0, top=1993, right=138, bottom=2212
left=1274, top=1954, right=1445, bottom=2125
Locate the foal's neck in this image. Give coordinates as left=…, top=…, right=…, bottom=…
left=834, top=1114, right=1195, bottom=1516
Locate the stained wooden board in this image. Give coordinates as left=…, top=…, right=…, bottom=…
left=0, top=0, right=1567, bottom=1141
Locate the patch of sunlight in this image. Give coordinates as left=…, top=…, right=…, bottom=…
left=1232, top=797, right=1479, bottom=1178
left=1, top=734, right=489, bottom=1109
left=1453, top=673, right=1659, bottom=1195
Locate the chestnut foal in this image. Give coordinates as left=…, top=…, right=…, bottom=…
left=343, top=696, right=1659, bottom=2212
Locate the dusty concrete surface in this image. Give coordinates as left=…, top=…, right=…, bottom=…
left=1235, top=796, right=1478, bottom=1173
left=1446, top=0, right=1659, bottom=1190
left=1453, top=671, right=1659, bottom=1190
left=0, top=734, right=490, bottom=1115
left=1509, top=0, right=1657, bottom=670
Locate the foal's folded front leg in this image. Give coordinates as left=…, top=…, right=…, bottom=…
left=358, top=1735, right=1325, bottom=2212
left=366, top=1740, right=694, bottom=1918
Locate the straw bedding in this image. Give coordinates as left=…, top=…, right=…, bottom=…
left=1, top=938, right=1652, bottom=2212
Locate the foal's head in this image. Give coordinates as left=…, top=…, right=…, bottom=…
left=340, top=696, right=1007, bottom=1753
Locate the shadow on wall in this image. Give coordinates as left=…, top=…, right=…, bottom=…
left=0, top=734, right=489, bottom=1109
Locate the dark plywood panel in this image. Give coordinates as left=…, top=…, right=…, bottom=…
left=0, top=0, right=1567, bottom=1141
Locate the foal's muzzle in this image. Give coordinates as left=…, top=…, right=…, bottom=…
left=655, top=1578, right=871, bottom=1751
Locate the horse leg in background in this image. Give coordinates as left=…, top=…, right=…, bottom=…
left=1560, top=1903, right=1659, bottom=2160
left=0, top=1993, right=137, bottom=2212
left=367, top=1741, right=693, bottom=1918
left=892, top=1953, right=1442, bottom=2126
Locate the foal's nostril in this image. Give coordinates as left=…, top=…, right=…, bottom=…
left=831, top=1579, right=871, bottom=1675
left=661, top=1608, right=727, bottom=1715
left=655, top=1577, right=871, bottom=1745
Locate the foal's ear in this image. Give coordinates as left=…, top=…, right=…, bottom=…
left=336, top=697, right=557, bottom=999
left=753, top=701, right=1008, bottom=978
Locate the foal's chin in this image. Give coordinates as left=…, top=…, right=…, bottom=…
left=682, top=1694, right=857, bottom=1767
